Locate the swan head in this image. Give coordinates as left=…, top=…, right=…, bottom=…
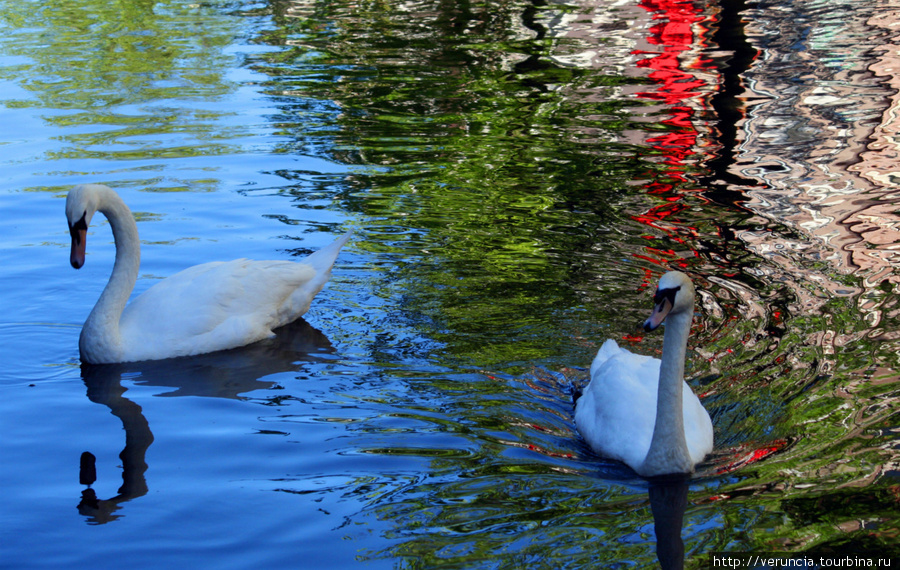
left=66, top=184, right=107, bottom=269
left=643, top=271, right=695, bottom=332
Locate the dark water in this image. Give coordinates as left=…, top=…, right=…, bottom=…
left=2, top=0, right=899, bottom=568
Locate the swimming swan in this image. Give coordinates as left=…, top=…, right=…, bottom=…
left=575, top=271, right=713, bottom=476
left=66, top=184, right=350, bottom=364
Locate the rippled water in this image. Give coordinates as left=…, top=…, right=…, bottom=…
left=2, top=0, right=899, bottom=568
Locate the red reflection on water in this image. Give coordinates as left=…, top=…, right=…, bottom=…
left=714, top=439, right=789, bottom=475
left=630, top=0, right=714, bottom=274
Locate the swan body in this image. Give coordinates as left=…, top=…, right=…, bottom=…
left=66, top=184, right=350, bottom=364
left=575, top=272, right=713, bottom=476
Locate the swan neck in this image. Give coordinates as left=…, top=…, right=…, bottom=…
left=641, top=308, right=693, bottom=476
left=81, top=190, right=140, bottom=361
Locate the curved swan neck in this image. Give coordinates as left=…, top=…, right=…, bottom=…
left=80, top=188, right=140, bottom=362
left=641, top=307, right=693, bottom=476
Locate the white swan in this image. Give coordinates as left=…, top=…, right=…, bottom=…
left=575, top=271, right=713, bottom=476
left=66, top=183, right=350, bottom=364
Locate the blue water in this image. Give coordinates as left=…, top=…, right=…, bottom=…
left=3, top=0, right=900, bottom=568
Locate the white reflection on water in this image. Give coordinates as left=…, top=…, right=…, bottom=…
left=737, top=3, right=900, bottom=286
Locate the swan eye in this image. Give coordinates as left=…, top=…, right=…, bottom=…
left=653, top=285, right=680, bottom=307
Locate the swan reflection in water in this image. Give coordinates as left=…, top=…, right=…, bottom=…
left=648, top=474, right=691, bottom=570
left=588, top=463, right=690, bottom=569
left=76, top=318, right=335, bottom=524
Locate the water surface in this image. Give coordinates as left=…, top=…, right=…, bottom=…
left=2, top=0, right=899, bottom=568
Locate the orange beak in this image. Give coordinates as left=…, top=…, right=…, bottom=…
left=70, top=224, right=86, bottom=269
left=643, top=296, right=673, bottom=332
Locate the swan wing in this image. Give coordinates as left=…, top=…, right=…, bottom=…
left=114, top=233, right=350, bottom=361
left=118, top=259, right=317, bottom=360
left=576, top=340, right=661, bottom=470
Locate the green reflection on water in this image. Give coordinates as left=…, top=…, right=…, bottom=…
left=248, top=0, right=900, bottom=565
left=0, top=0, right=248, bottom=172
left=0, top=0, right=235, bottom=105
left=252, top=0, right=680, bottom=374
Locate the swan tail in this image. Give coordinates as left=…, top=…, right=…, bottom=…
left=596, top=339, right=621, bottom=360
left=286, top=232, right=351, bottom=316
left=589, top=339, right=622, bottom=377
left=301, top=232, right=352, bottom=274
